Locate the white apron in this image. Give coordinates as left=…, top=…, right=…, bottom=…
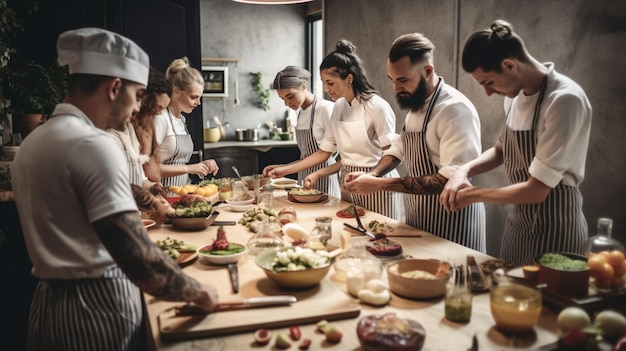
left=499, top=73, right=587, bottom=264
left=403, top=78, right=486, bottom=252
left=295, top=98, right=340, bottom=198
left=334, top=101, right=404, bottom=221
left=161, top=109, right=193, bottom=194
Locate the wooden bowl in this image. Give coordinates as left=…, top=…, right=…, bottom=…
left=387, top=259, right=450, bottom=299
left=255, top=247, right=333, bottom=289
left=535, top=252, right=589, bottom=297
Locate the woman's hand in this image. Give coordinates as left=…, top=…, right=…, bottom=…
left=439, top=170, right=472, bottom=211
left=262, top=164, right=281, bottom=177
left=201, top=159, right=219, bottom=176
left=303, top=172, right=321, bottom=189
left=267, top=165, right=288, bottom=179
left=344, top=173, right=378, bottom=194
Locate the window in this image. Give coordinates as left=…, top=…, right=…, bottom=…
left=307, top=12, right=323, bottom=98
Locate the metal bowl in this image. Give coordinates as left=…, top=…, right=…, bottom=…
left=168, top=211, right=218, bottom=231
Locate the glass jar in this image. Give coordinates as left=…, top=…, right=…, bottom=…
left=333, top=237, right=383, bottom=282
left=584, top=217, right=625, bottom=255
left=311, top=216, right=332, bottom=247
left=246, top=221, right=284, bottom=256
left=445, top=284, right=472, bottom=323
left=490, top=283, right=542, bottom=332
left=218, top=179, right=233, bottom=201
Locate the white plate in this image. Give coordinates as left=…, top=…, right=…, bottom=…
left=142, top=219, right=156, bottom=229
left=225, top=195, right=255, bottom=206
left=270, top=178, right=299, bottom=189
left=216, top=203, right=254, bottom=212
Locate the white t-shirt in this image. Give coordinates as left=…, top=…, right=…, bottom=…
left=12, top=103, right=138, bottom=279
left=385, top=81, right=482, bottom=178
left=320, top=95, right=396, bottom=166
left=504, top=63, right=592, bottom=188
left=296, top=97, right=334, bottom=145
left=154, top=108, right=188, bottom=161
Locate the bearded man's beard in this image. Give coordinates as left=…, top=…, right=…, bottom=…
left=395, top=77, right=429, bottom=112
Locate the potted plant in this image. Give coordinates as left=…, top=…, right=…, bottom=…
left=1, top=57, right=67, bottom=136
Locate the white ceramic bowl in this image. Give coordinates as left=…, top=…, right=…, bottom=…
left=197, top=242, right=248, bottom=265
left=225, top=193, right=255, bottom=206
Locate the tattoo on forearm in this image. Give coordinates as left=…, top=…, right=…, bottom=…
left=381, top=173, right=448, bottom=195
left=94, top=212, right=202, bottom=302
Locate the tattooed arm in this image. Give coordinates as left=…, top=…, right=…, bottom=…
left=346, top=172, right=448, bottom=195
left=93, top=211, right=218, bottom=311
left=380, top=173, right=448, bottom=194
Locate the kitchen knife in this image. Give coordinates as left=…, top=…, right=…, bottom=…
left=343, top=223, right=376, bottom=239
left=227, top=262, right=239, bottom=293
left=173, top=295, right=298, bottom=316
left=466, top=255, right=489, bottom=293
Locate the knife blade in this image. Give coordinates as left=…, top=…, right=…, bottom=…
left=227, top=262, right=239, bottom=293
left=173, top=295, right=298, bottom=316
left=466, top=255, right=489, bottom=293
left=343, top=222, right=376, bottom=239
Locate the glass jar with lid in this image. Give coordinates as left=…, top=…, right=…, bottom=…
left=333, top=237, right=382, bottom=283
left=246, top=221, right=284, bottom=256
left=584, top=217, right=625, bottom=255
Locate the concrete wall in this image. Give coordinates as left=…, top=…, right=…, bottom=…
left=325, top=0, right=626, bottom=256
left=199, top=0, right=308, bottom=138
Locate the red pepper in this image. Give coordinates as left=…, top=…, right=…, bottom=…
left=289, top=326, right=302, bottom=341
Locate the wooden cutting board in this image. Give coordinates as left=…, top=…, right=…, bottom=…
left=158, top=277, right=361, bottom=341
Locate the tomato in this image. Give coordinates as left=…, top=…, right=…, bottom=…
left=336, top=206, right=365, bottom=218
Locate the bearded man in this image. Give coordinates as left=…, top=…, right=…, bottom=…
left=344, top=33, right=486, bottom=252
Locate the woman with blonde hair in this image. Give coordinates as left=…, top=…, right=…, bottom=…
left=153, top=57, right=219, bottom=191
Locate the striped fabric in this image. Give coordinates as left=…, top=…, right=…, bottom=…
left=499, top=76, right=587, bottom=265
left=402, top=79, right=486, bottom=252
left=295, top=98, right=340, bottom=198
left=28, top=266, right=144, bottom=351
left=340, top=164, right=404, bottom=221
left=161, top=110, right=193, bottom=195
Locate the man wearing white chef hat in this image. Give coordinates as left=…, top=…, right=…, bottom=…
left=12, top=28, right=218, bottom=350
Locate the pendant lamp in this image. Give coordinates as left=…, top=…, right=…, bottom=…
left=232, top=0, right=313, bottom=4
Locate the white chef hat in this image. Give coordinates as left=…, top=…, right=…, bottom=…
left=57, top=28, right=149, bottom=86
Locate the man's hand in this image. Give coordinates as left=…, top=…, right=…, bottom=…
left=439, top=172, right=472, bottom=211
left=344, top=173, right=378, bottom=194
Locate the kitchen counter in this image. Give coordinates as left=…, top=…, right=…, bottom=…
left=204, top=139, right=297, bottom=152
left=144, top=191, right=560, bottom=351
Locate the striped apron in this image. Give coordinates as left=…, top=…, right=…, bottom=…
left=334, top=104, right=404, bottom=221
left=28, top=266, right=144, bottom=351
left=161, top=109, right=193, bottom=194
left=111, top=125, right=145, bottom=187
left=403, top=79, right=486, bottom=252
left=499, top=76, right=587, bottom=265
left=295, top=98, right=340, bottom=198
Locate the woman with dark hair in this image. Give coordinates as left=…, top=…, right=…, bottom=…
left=263, top=65, right=340, bottom=198
left=266, top=39, right=404, bottom=221
left=133, top=68, right=171, bottom=182
left=440, top=20, right=592, bottom=264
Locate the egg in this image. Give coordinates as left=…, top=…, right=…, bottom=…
left=282, top=223, right=309, bottom=242
left=595, top=310, right=626, bottom=337
left=557, top=307, right=591, bottom=336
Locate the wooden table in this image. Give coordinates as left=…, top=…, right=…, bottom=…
left=144, top=190, right=559, bottom=351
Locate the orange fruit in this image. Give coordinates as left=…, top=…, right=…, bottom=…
left=610, top=275, right=625, bottom=288
left=598, top=262, right=615, bottom=280
left=587, top=254, right=607, bottom=278
left=594, top=277, right=612, bottom=290
left=606, top=250, right=625, bottom=269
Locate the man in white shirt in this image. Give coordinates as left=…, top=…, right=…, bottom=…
left=12, top=28, right=218, bottom=350
left=440, top=20, right=592, bottom=264
left=345, top=33, right=486, bottom=252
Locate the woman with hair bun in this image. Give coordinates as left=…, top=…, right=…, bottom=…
left=153, top=57, right=219, bottom=192
left=264, top=65, right=340, bottom=198
left=266, top=40, right=404, bottom=221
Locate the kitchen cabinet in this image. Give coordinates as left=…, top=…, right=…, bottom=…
left=204, top=140, right=300, bottom=179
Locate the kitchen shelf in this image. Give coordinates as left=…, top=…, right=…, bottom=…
left=202, top=57, right=242, bottom=63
